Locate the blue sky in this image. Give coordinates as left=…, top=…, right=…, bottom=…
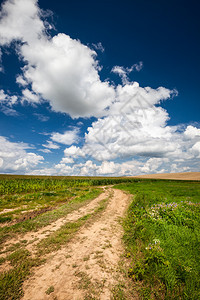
left=0, top=0, right=199, bottom=176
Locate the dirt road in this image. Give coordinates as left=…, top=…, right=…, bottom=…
left=22, top=188, right=130, bottom=300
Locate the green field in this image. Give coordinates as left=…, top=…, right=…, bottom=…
left=117, top=179, right=200, bottom=299
left=0, top=175, right=199, bottom=299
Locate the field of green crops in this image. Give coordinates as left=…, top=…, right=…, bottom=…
left=117, top=179, right=200, bottom=299
left=0, top=174, right=137, bottom=196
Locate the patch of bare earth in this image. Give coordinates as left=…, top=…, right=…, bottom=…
left=0, top=208, right=18, bottom=215
left=22, top=189, right=131, bottom=300
left=0, top=188, right=110, bottom=257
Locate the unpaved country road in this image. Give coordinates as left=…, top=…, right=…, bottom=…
left=22, top=188, right=130, bottom=300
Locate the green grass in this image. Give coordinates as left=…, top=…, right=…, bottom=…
left=45, top=285, right=54, bottom=295
left=116, top=180, right=200, bottom=299
left=0, top=249, right=43, bottom=300
left=0, top=189, right=74, bottom=211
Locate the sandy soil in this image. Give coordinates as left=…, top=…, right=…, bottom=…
left=131, top=171, right=200, bottom=181
left=0, top=208, right=17, bottom=215
left=22, top=188, right=130, bottom=300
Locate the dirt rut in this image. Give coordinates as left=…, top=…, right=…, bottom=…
left=22, top=188, right=130, bottom=300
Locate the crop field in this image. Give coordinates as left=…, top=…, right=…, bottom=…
left=0, top=175, right=199, bottom=299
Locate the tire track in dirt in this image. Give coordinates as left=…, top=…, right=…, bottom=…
left=0, top=188, right=110, bottom=257
left=22, top=188, right=130, bottom=300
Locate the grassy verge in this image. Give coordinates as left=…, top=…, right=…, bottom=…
left=116, top=180, right=200, bottom=299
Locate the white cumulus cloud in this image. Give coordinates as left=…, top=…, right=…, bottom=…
left=184, top=125, right=200, bottom=139
left=22, top=89, right=40, bottom=103
left=0, top=0, right=44, bottom=45
left=0, top=136, right=43, bottom=173
left=0, top=0, right=115, bottom=118
left=64, top=145, right=85, bottom=158
left=112, top=62, right=143, bottom=84
left=42, top=140, right=60, bottom=149
left=0, top=89, right=18, bottom=105
left=50, top=128, right=79, bottom=145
